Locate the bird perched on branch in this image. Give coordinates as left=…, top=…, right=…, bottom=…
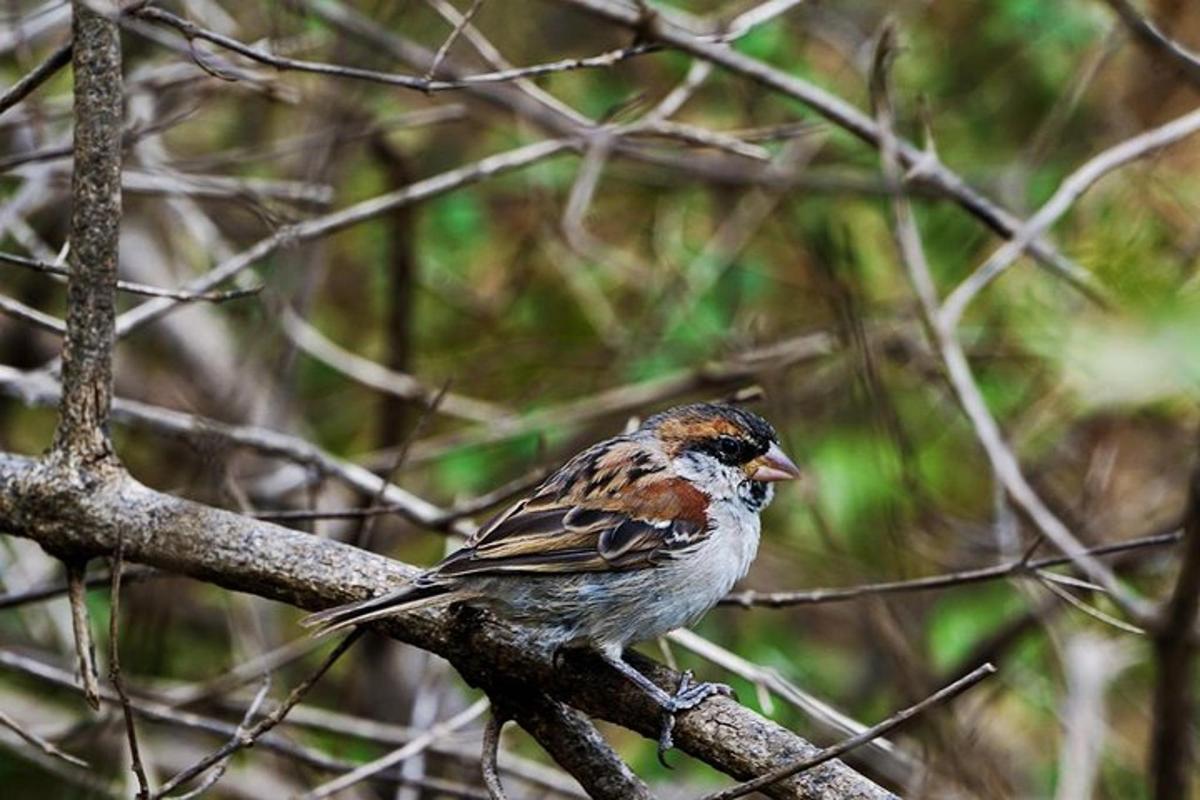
left=304, top=402, right=800, bottom=759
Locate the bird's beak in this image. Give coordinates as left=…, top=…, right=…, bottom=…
left=748, top=442, right=802, bottom=482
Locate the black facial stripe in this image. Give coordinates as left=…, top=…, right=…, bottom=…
left=694, top=434, right=770, bottom=466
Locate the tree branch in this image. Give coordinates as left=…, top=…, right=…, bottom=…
left=699, top=664, right=996, bottom=800
left=1149, top=451, right=1200, bottom=799
left=0, top=41, right=72, bottom=117
left=52, top=0, right=123, bottom=463
left=0, top=453, right=893, bottom=800
left=496, top=689, right=655, bottom=800
left=1099, top=0, right=1200, bottom=87
left=548, top=0, right=1105, bottom=304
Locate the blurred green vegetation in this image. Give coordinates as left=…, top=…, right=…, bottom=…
left=2, top=0, right=1200, bottom=797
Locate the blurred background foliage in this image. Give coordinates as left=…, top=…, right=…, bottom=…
left=2, top=0, right=1200, bottom=797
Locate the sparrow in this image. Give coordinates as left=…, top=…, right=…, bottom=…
left=303, top=402, right=800, bottom=759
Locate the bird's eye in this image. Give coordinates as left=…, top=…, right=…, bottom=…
left=713, top=436, right=745, bottom=465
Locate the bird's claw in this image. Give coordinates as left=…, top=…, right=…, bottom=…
left=655, top=671, right=734, bottom=767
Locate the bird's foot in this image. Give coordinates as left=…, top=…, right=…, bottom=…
left=656, top=671, right=734, bottom=767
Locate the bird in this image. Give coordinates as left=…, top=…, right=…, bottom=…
left=303, top=402, right=800, bottom=759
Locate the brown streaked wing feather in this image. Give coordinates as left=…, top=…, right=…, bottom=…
left=432, top=446, right=711, bottom=578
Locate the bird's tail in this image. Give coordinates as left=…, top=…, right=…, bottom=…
left=300, top=580, right=456, bottom=637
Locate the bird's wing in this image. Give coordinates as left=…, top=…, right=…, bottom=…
left=441, top=440, right=711, bottom=576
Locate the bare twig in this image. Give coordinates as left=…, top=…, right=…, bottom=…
left=1099, top=0, right=1200, bottom=87
left=278, top=306, right=507, bottom=424
left=0, top=708, right=89, bottom=769
left=0, top=41, right=72, bottom=117
left=173, top=677, right=271, bottom=800
left=721, top=528, right=1182, bottom=607
left=112, top=138, right=572, bottom=340
left=0, top=251, right=262, bottom=303
left=939, top=104, right=1200, bottom=330
left=133, top=6, right=657, bottom=93
left=249, top=466, right=548, bottom=527
left=0, top=294, right=66, bottom=334
left=0, top=364, right=473, bottom=537
left=65, top=560, right=101, bottom=711
left=425, top=0, right=486, bottom=79
left=299, top=698, right=489, bottom=800
left=379, top=331, right=835, bottom=466
left=669, top=630, right=913, bottom=786
left=482, top=710, right=509, bottom=800
left=870, top=23, right=1154, bottom=625
left=262, top=703, right=586, bottom=799
left=550, top=0, right=1104, bottom=302
left=161, top=639, right=315, bottom=708
left=108, top=534, right=151, bottom=798
left=0, top=649, right=566, bottom=797
left=698, top=663, right=997, bottom=800
left=150, top=630, right=363, bottom=799
left=1036, top=576, right=1145, bottom=636
left=0, top=565, right=158, bottom=610
left=356, top=383, right=450, bottom=549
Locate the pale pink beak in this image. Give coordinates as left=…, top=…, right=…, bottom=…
left=748, top=442, right=802, bottom=482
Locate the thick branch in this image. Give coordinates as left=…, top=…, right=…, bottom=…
left=0, top=453, right=893, bottom=800
left=1149, top=455, right=1200, bottom=799
left=52, top=0, right=123, bottom=463
left=494, top=689, right=654, bottom=800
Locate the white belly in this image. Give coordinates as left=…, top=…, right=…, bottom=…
left=571, top=499, right=762, bottom=653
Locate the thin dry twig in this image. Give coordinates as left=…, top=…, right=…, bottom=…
left=0, top=649, right=561, bottom=796
left=112, top=138, right=572, bottom=340
left=251, top=467, right=548, bottom=528
left=424, top=0, right=487, bottom=80
left=0, top=364, right=473, bottom=537
left=700, top=664, right=997, bottom=800
left=669, top=630, right=913, bottom=785
left=133, top=6, right=657, bottom=93
left=0, top=565, right=158, bottom=610
left=1099, top=0, right=1200, bottom=87
left=0, top=41, right=72, bottom=117
left=150, top=630, right=363, bottom=799
left=0, top=251, right=263, bottom=303
left=0, top=708, right=89, bottom=769
left=1036, top=577, right=1146, bottom=636
left=173, top=677, right=272, bottom=800
left=939, top=104, right=1200, bottom=330
left=551, top=0, right=1104, bottom=302
left=299, top=698, right=490, bottom=800
left=278, top=305, right=506, bottom=424
left=356, top=383, right=450, bottom=549
left=0, top=293, right=66, bottom=334
left=721, top=528, right=1182, bottom=607
left=870, top=22, right=1154, bottom=625
left=377, top=330, right=835, bottom=466
left=109, top=534, right=151, bottom=799
left=65, top=560, right=101, bottom=711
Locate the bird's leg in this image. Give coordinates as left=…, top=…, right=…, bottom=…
left=598, top=651, right=732, bottom=765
